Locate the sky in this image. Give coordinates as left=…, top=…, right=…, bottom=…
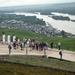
left=0, top=0, right=75, bottom=7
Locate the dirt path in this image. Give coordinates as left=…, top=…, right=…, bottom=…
left=0, top=44, right=75, bottom=62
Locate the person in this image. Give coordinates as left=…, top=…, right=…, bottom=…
left=35, top=41, right=39, bottom=50
left=50, top=41, right=53, bottom=49
left=58, top=42, right=61, bottom=50
left=8, top=44, right=12, bottom=55
left=19, top=41, right=24, bottom=50
left=45, top=41, right=48, bottom=50
left=13, top=40, right=16, bottom=50
left=59, top=50, right=62, bottom=59
left=32, top=41, right=35, bottom=50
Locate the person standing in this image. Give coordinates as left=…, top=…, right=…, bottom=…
left=35, top=41, right=39, bottom=50
left=8, top=44, right=12, bottom=55
left=59, top=50, right=62, bottom=59
left=19, top=41, right=23, bottom=50
left=58, top=42, right=61, bottom=50
left=45, top=41, right=48, bottom=50
left=50, top=41, right=53, bottom=49
left=13, top=40, right=17, bottom=50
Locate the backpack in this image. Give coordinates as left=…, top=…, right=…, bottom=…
left=59, top=51, right=62, bottom=55
left=8, top=45, right=12, bottom=49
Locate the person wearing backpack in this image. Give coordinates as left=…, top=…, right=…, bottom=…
left=59, top=50, right=62, bottom=59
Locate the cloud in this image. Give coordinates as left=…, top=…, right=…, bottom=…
left=0, top=0, right=11, bottom=3
left=0, top=0, right=37, bottom=7
left=0, top=0, right=75, bottom=7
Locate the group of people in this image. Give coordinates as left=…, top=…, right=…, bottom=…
left=8, top=38, right=62, bottom=59
left=8, top=38, right=62, bottom=51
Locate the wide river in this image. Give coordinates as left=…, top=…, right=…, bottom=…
left=11, top=12, right=75, bottom=34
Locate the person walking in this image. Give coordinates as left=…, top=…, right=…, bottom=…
left=8, top=44, right=12, bottom=55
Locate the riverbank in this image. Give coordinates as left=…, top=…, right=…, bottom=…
left=14, top=12, right=75, bottom=34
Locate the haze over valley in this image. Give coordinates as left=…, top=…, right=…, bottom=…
left=0, top=1, right=75, bottom=36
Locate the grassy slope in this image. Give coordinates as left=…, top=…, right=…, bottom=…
left=0, top=62, right=75, bottom=75
left=0, top=28, right=75, bottom=50
left=1, top=55, right=75, bottom=72
left=0, top=28, right=44, bottom=39
left=0, top=55, right=75, bottom=75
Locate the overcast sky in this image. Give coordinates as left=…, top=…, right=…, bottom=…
left=0, top=0, right=75, bottom=7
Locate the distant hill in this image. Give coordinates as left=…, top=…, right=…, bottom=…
left=0, top=2, right=75, bottom=15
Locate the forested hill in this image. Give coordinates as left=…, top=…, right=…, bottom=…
left=0, top=2, right=75, bottom=15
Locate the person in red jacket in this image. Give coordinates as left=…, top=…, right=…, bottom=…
left=13, top=40, right=16, bottom=50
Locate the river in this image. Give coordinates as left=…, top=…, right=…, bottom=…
left=11, top=12, right=75, bottom=34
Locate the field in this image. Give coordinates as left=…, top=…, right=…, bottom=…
left=0, top=55, right=75, bottom=75
left=0, top=28, right=75, bottom=51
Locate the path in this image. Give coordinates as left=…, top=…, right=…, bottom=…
left=0, top=44, right=75, bottom=62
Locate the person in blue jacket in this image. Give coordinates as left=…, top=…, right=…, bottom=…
left=8, top=44, right=12, bottom=55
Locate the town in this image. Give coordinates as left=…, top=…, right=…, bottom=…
left=0, top=19, right=61, bottom=36
left=0, top=14, right=73, bottom=37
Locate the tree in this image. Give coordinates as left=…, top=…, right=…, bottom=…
left=61, top=30, right=66, bottom=37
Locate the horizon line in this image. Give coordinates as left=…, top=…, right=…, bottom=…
left=0, top=1, right=75, bottom=8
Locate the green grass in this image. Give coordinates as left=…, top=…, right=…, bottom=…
left=0, top=61, right=75, bottom=75
left=1, top=55, right=75, bottom=72
left=0, top=55, right=75, bottom=75
left=0, top=28, right=75, bottom=51
left=0, top=28, right=44, bottom=40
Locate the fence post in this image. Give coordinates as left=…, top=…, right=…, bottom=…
left=26, top=44, right=28, bottom=55
left=44, top=47, right=46, bottom=56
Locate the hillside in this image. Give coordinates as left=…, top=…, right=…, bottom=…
left=0, top=28, right=75, bottom=51
left=0, top=55, right=75, bottom=75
